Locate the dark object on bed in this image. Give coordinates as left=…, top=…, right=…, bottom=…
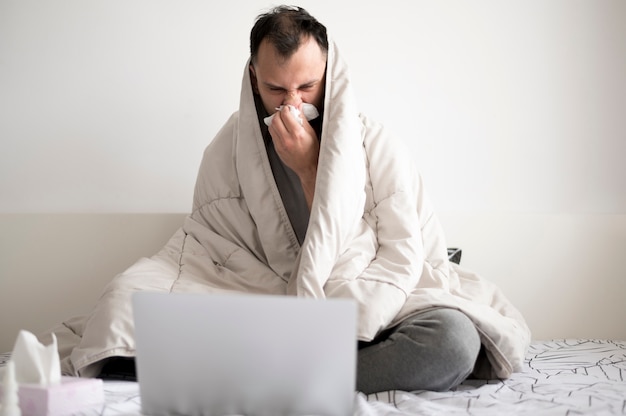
left=98, top=357, right=137, bottom=381
left=447, top=248, right=462, bottom=265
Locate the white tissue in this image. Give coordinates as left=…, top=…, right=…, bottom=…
left=10, top=330, right=60, bottom=386
left=263, top=103, right=319, bottom=126
left=0, top=361, right=21, bottom=416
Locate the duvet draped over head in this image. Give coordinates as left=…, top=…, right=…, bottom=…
left=44, top=39, right=530, bottom=379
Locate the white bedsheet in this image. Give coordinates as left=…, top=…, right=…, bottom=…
left=2, top=339, right=625, bottom=415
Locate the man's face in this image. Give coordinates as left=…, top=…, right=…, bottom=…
left=250, top=36, right=326, bottom=115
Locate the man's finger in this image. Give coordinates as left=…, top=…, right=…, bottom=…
left=279, top=105, right=304, bottom=133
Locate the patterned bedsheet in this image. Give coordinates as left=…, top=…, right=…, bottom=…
left=1, top=339, right=625, bottom=415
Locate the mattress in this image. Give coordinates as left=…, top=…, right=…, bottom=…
left=1, top=339, right=625, bottom=415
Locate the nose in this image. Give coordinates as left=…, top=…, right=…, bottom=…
left=283, top=90, right=302, bottom=107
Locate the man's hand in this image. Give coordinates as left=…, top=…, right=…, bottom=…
left=268, top=103, right=319, bottom=210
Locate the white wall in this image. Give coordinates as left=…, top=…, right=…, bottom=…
left=1, top=0, right=624, bottom=214
left=1, top=1, right=625, bottom=349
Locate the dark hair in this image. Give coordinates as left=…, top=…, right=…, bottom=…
left=250, top=5, right=328, bottom=64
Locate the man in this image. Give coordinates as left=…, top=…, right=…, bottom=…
left=247, top=7, right=480, bottom=393
left=47, top=6, right=530, bottom=394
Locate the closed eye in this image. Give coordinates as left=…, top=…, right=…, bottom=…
left=263, top=81, right=319, bottom=94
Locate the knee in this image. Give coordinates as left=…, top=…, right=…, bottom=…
left=403, top=308, right=481, bottom=390
left=436, top=309, right=480, bottom=366
left=433, top=309, right=481, bottom=389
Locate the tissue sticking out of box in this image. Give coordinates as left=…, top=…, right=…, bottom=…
left=1, top=361, right=21, bottom=416
left=11, top=331, right=60, bottom=386
left=263, top=103, right=319, bottom=126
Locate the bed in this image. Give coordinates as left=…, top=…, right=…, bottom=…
left=1, top=339, right=625, bottom=415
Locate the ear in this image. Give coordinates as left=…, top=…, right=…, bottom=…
left=249, top=64, right=259, bottom=94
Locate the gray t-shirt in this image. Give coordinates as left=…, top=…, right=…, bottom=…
left=255, top=95, right=322, bottom=245
left=265, top=137, right=310, bottom=245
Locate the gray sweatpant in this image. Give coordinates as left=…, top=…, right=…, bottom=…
left=357, top=308, right=481, bottom=394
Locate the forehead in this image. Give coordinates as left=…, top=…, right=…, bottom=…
left=254, top=37, right=327, bottom=85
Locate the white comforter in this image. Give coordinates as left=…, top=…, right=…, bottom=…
left=45, top=39, right=530, bottom=380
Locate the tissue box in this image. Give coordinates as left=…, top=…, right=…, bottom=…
left=1, top=376, right=104, bottom=416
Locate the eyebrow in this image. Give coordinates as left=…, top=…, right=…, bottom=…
left=262, top=79, right=320, bottom=90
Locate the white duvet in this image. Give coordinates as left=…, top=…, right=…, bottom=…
left=44, top=39, right=530, bottom=381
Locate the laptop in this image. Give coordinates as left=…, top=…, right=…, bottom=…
left=132, top=292, right=357, bottom=416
